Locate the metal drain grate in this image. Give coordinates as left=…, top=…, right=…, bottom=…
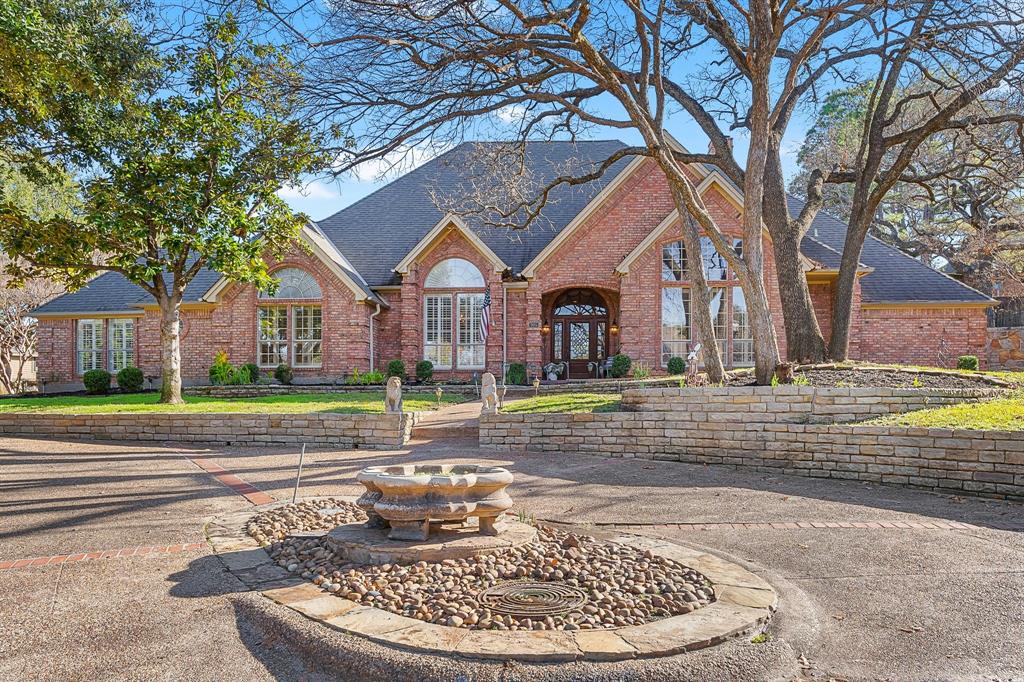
left=478, top=581, right=588, bottom=617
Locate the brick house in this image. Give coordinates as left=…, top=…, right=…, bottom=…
left=33, top=141, right=995, bottom=391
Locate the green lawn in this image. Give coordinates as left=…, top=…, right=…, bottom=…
left=868, top=393, right=1024, bottom=431
left=502, top=392, right=622, bottom=414
left=0, top=391, right=463, bottom=415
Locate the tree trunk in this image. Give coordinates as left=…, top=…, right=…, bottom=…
left=763, top=150, right=828, bottom=363
left=157, top=293, right=185, bottom=404
left=676, top=198, right=725, bottom=384
left=828, top=214, right=871, bottom=361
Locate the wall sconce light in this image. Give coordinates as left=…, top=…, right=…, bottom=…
left=610, top=323, right=619, bottom=334
left=541, top=322, right=551, bottom=334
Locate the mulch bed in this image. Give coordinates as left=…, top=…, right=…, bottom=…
left=726, top=366, right=1004, bottom=389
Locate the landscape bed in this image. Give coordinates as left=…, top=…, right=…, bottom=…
left=0, top=391, right=463, bottom=414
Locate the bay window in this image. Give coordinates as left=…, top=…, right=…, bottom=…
left=108, top=319, right=135, bottom=371
left=77, top=319, right=103, bottom=373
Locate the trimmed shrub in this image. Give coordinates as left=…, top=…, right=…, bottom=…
left=275, top=363, right=293, bottom=385
left=415, top=360, right=434, bottom=383
left=116, top=366, right=144, bottom=392
left=957, top=355, right=979, bottom=371
left=83, top=369, right=111, bottom=394
left=386, top=359, right=406, bottom=379
left=666, top=356, right=685, bottom=376
left=240, top=363, right=261, bottom=384
left=505, top=363, right=527, bottom=386
left=609, top=353, right=632, bottom=378
left=209, top=351, right=234, bottom=386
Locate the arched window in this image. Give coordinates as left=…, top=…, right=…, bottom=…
left=553, top=289, right=608, bottom=317
left=257, top=268, right=322, bottom=369
left=424, top=258, right=484, bottom=288
left=259, top=268, right=322, bottom=299
left=422, top=259, right=486, bottom=370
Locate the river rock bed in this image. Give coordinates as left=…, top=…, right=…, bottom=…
left=247, top=501, right=714, bottom=631
left=246, top=498, right=367, bottom=544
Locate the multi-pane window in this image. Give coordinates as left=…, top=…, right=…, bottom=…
left=457, top=294, right=485, bottom=369
left=292, top=306, right=322, bottom=367
left=732, top=288, right=754, bottom=366
left=661, top=235, right=749, bottom=368
left=109, top=319, right=134, bottom=371
left=258, top=306, right=288, bottom=367
left=425, top=258, right=485, bottom=288
left=77, top=319, right=103, bottom=373
left=259, top=268, right=322, bottom=299
left=661, top=288, right=690, bottom=365
left=424, top=295, right=453, bottom=368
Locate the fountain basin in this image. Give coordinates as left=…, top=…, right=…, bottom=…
left=356, top=464, right=514, bottom=541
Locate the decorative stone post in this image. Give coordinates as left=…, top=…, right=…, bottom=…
left=385, top=376, right=403, bottom=413
left=480, top=372, right=498, bottom=415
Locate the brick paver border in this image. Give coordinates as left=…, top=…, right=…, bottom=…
left=0, top=543, right=207, bottom=571
left=561, top=519, right=987, bottom=531
left=187, top=456, right=276, bottom=505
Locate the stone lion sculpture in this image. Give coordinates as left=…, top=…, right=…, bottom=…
left=385, top=376, right=403, bottom=413
left=480, top=372, right=498, bottom=415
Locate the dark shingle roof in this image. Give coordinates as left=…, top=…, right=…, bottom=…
left=33, top=267, right=223, bottom=315
left=316, top=141, right=635, bottom=286
left=788, top=196, right=993, bottom=304
left=33, top=142, right=994, bottom=315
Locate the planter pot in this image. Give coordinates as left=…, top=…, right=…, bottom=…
left=356, top=464, right=514, bottom=541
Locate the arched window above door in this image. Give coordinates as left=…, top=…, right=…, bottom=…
left=553, top=289, right=608, bottom=316
left=259, top=268, right=322, bottom=299
left=424, top=258, right=484, bottom=288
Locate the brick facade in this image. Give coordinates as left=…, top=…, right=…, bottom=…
left=34, top=163, right=993, bottom=390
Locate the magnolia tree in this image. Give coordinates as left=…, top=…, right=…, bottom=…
left=0, top=16, right=330, bottom=402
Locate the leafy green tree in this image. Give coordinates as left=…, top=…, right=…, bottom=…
left=0, top=16, right=330, bottom=403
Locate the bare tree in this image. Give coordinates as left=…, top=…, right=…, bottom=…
left=0, top=263, right=61, bottom=394
left=790, top=2, right=1024, bottom=359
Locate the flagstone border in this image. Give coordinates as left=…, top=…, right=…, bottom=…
left=205, top=499, right=776, bottom=662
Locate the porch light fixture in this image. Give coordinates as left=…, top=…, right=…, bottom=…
left=541, top=321, right=551, bottom=334
left=610, top=323, right=619, bottom=334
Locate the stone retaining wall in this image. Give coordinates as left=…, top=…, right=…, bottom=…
left=479, top=413, right=1024, bottom=500
left=987, top=326, right=1024, bottom=370
left=620, top=386, right=1001, bottom=423
left=0, top=412, right=418, bottom=449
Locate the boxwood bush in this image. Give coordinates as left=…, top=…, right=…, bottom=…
left=609, top=353, right=632, bottom=378
left=956, top=355, right=979, bottom=371
left=386, top=359, right=406, bottom=379
left=505, top=363, right=527, bottom=385
left=416, top=360, right=433, bottom=382
left=666, top=356, right=685, bottom=375
left=83, top=369, right=111, bottom=394
left=116, top=366, right=144, bottom=392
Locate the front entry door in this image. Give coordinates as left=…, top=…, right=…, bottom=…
left=550, top=289, right=609, bottom=379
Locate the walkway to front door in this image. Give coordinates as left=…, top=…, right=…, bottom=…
left=549, top=288, right=610, bottom=379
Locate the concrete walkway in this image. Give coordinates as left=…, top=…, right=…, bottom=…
left=411, top=399, right=482, bottom=440
left=1, top=431, right=1022, bottom=681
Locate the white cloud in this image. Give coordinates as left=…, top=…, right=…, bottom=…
left=276, top=181, right=340, bottom=200
left=496, top=104, right=529, bottom=125
left=345, top=141, right=451, bottom=183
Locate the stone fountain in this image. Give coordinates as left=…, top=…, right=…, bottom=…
left=356, top=463, right=514, bottom=541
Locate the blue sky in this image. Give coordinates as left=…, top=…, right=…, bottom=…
left=276, top=118, right=812, bottom=222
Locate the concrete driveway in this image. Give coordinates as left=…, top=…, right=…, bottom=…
left=1, top=432, right=1022, bottom=681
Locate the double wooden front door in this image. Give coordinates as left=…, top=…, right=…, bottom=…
left=550, top=289, right=609, bottom=379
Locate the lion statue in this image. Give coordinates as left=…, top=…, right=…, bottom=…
left=480, top=372, right=498, bottom=415
left=385, top=376, right=403, bottom=413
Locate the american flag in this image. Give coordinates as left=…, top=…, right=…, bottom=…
left=480, top=287, right=491, bottom=341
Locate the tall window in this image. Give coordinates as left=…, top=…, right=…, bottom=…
left=77, top=319, right=103, bottom=373
left=661, top=288, right=690, bottom=365
left=661, top=236, right=748, bottom=367
left=422, top=259, right=486, bottom=370
left=424, top=294, right=453, bottom=368
left=457, top=294, right=485, bottom=369
left=257, top=268, right=322, bottom=368
left=258, top=306, right=288, bottom=367
left=109, top=319, right=134, bottom=371
left=292, top=306, right=322, bottom=367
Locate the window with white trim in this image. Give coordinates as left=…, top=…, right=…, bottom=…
left=258, top=306, right=288, bottom=367
left=77, top=319, right=104, bottom=373
left=424, top=294, right=453, bottom=368
left=259, top=268, right=322, bottom=299
left=108, top=319, right=134, bottom=371
left=732, top=288, right=754, bottom=366
left=457, top=293, right=485, bottom=369
left=424, top=258, right=485, bottom=288
left=292, top=305, right=322, bottom=367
